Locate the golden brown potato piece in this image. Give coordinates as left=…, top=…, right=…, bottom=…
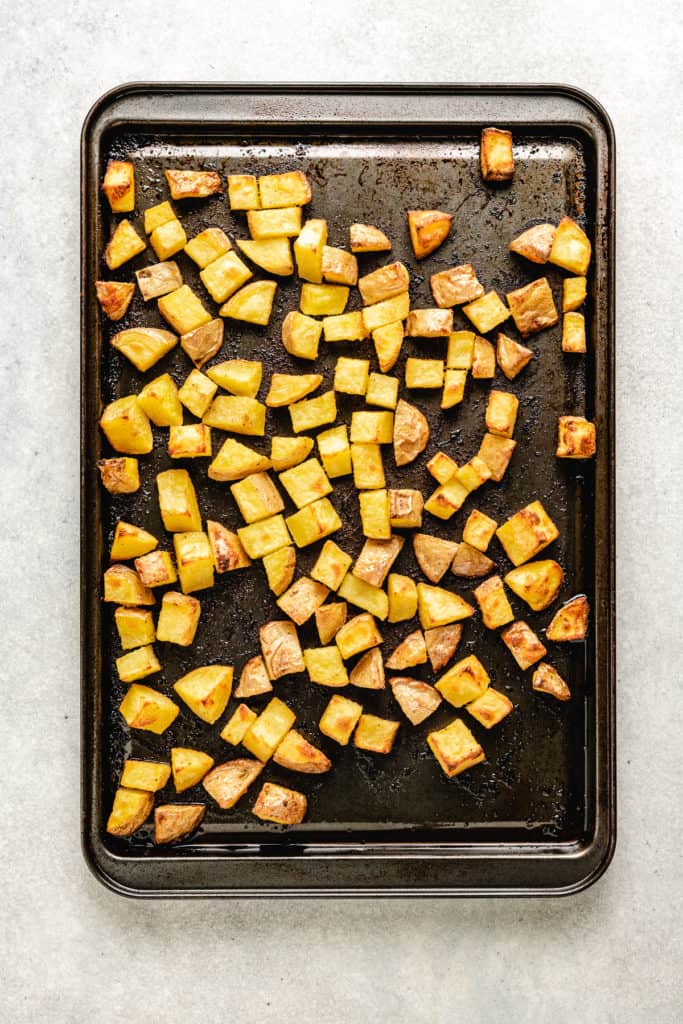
left=471, top=336, right=496, bottom=378
left=95, top=281, right=135, bottom=321
left=349, top=647, right=385, bottom=689
left=349, top=223, right=391, bottom=253
left=154, top=804, right=206, bottom=845
left=509, top=224, right=556, bottom=263
left=353, top=714, right=400, bottom=754
left=549, top=217, right=591, bottom=275
left=235, top=655, right=273, bottom=698
left=408, top=209, right=453, bottom=259
left=504, top=560, right=564, bottom=611
left=506, top=278, right=558, bottom=337
left=98, top=457, right=140, bottom=494
left=203, top=759, right=263, bottom=809
left=472, top=575, right=514, bottom=629
left=501, top=620, right=547, bottom=670
left=259, top=170, right=311, bottom=209
left=405, top=308, right=453, bottom=338
left=466, top=688, right=513, bottom=729
left=105, top=219, right=147, bottom=270
left=277, top=577, right=329, bottom=626
left=532, top=662, right=571, bottom=701
left=385, top=629, right=427, bottom=670
left=390, top=677, right=442, bottom=726
left=480, top=127, right=514, bottom=182
left=462, top=510, right=497, bottom=552
left=273, top=730, right=331, bottom=773
left=556, top=416, right=596, bottom=458
left=496, top=501, right=559, bottom=566
left=181, top=319, right=224, bottom=369
left=393, top=399, right=430, bottom=467
left=428, top=718, right=485, bottom=777
left=353, top=536, right=404, bottom=588
left=358, top=261, right=410, bottom=305
left=389, top=489, right=423, bottom=529
left=430, top=263, right=484, bottom=307
left=477, top=433, right=516, bottom=482
left=207, top=520, right=252, bottom=572
left=562, top=312, right=586, bottom=353
left=315, top=601, right=347, bottom=645
left=165, top=169, right=221, bottom=199
left=322, top=245, right=358, bottom=285
left=259, top=620, right=305, bottom=679
left=413, top=533, right=458, bottom=583
left=496, top=333, right=533, bottom=380
left=266, top=373, right=322, bottom=407
left=252, top=782, right=307, bottom=824
left=450, top=542, right=495, bottom=578
left=103, top=564, right=155, bottom=606
left=136, top=261, right=183, bottom=301
left=106, top=787, right=154, bottom=837
left=562, top=276, right=587, bottom=313
left=424, top=624, right=462, bottom=672
left=546, top=595, right=589, bottom=642
left=435, top=654, right=490, bottom=708
left=102, top=160, right=135, bottom=212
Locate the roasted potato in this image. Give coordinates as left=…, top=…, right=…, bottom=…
left=349, top=647, right=385, bottom=689
left=203, top=759, right=263, bottom=809
left=156, top=591, right=201, bottom=647
left=387, top=573, right=418, bottom=623
left=471, top=335, right=496, bottom=378
left=532, top=662, right=571, bottom=701
left=204, top=396, right=266, bottom=435
left=407, top=209, right=452, bottom=259
left=247, top=206, right=302, bottom=239
left=427, top=718, right=485, bottom=777
left=322, top=245, right=358, bottom=284
left=173, top=531, right=215, bottom=594
left=266, top=373, right=322, bottom=407
left=207, top=520, right=252, bottom=573
left=277, top=577, right=330, bottom=626
left=102, top=160, right=135, bottom=212
left=143, top=201, right=174, bottom=235
left=207, top=359, right=263, bottom=397
left=311, top=540, right=353, bottom=592
left=154, top=804, right=206, bottom=845
left=501, top=620, right=547, bottom=670
left=504, top=559, right=564, bottom=611
left=105, top=220, right=146, bottom=269
left=253, top=782, right=308, bottom=824
left=472, top=575, right=514, bottom=629
left=138, top=373, right=183, bottom=427
left=271, top=436, right=314, bottom=472
left=353, top=714, right=399, bottom=754
left=294, top=218, right=327, bottom=283
left=106, top=787, right=153, bottom=837
left=159, top=285, right=211, bottom=335
left=353, top=536, right=404, bottom=587
left=556, top=416, right=596, bottom=458
left=103, top=564, right=154, bottom=607
left=496, top=332, right=533, bottom=380
left=315, top=601, right=347, bottom=645
left=184, top=227, right=232, bottom=268
left=220, top=280, right=277, bottom=325
left=546, top=595, right=589, bottom=642
left=417, top=583, right=475, bottom=629
left=319, top=694, right=363, bottom=745
left=115, top=645, right=160, bottom=683
left=303, top=645, right=349, bottom=687
left=95, top=280, right=135, bottom=321
left=385, top=629, right=427, bottom=670
left=238, top=515, right=291, bottom=559
left=273, top=730, right=332, bottom=773
left=389, top=488, right=423, bottom=529
left=480, top=127, right=514, bottom=182
left=168, top=423, right=212, bottom=459
left=259, top=620, right=305, bottom=679
left=99, top=396, right=153, bottom=454
left=300, top=283, right=348, bottom=316
left=351, top=410, right=394, bottom=446
left=424, top=624, right=462, bottom=672
left=351, top=443, right=385, bottom=489
left=359, top=488, right=391, bottom=539
left=259, top=170, right=311, bottom=209
left=405, top=359, right=444, bottom=390
left=358, top=261, right=410, bottom=305
left=441, top=369, right=467, bottom=409
left=366, top=372, right=400, bottom=410
left=462, top=510, right=497, bottom=552
left=548, top=216, right=591, bottom=275
left=436, top=654, right=490, bottom=707
left=485, top=389, right=519, bottom=439
left=413, top=533, right=458, bottom=583
left=290, top=391, right=337, bottom=434
left=496, top=501, right=560, bottom=566
left=120, top=760, right=170, bottom=793
left=430, top=263, right=484, bottom=307
left=462, top=291, right=510, bottom=334
left=466, top=688, right=513, bottom=729
left=405, top=309, right=453, bottom=338
left=563, top=276, right=587, bottom=312
left=286, top=497, right=342, bottom=548
left=450, top=542, right=495, bottom=578
left=234, top=656, right=273, bottom=698
left=349, top=223, right=391, bottom=253
left=110, top=520, right=158, bottom=560
left=178, top=369, right=217, bottom=418
left=231, top=472, right=284, bottom=524
left=209, top=438, right=271, bottom=483
left=237, top=238, right=294, bottom=276
left=134, top=550, right=177, bottom=588
left=227, top=174, right=260, bottom=210
left=119, top=684, right=179, bottom=734
left=171, top=747, right=215, bottom=793
left=372, top=321, right=404, bottom=372
left=477, top=433, right=516, bottom=481
left=174, top=665, right=233, bottom=724
left=323, top=310, right=368, bottom=342
left=389, top=677, right=442, bottom=725
left=509, top=223, right=555, bottom=263
left=562, top=312, right=587, bottom=353
left=223, top=708, right=259, bottom=752
left=262, top=544, right=296, bottom=594
left=393, top=399, right=430, bottom=467
left=150, top=218, right=187, bottom=261
left=423, top=478, right=469, bottom=521
left=243, top=697, right=297, bottom=762
left=362, top=293, right=410, bottom=333
left=506, top=277, right=558, bottom=337
left=136, top=261, right=183, bottom=301
left=115, top=607, right=156, bottom=650
left=335, top=612, right=383, bottom=659
left=279, top=458, right=333, bottom=508
left=164, top=168, right=221, bottom=199
left=426, top=451, right=458, bottom=485
left=98, top=457, right=140, bottom=494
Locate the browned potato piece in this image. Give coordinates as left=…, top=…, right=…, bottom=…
left=473, top=575, right=514, bottom=629
left=480, top=127, right=514, bottom=181
left=556, top=416, right=596, bottom=458
left=546, top=595, right=589, bottom=642
left=353, top=536, right=404, bottom=588
left=165, top=168, right=221, bottom=199
left=349, top=223, right=391, bottom=253
left=463, top=510, right=497, bottom=552
left=98, top=457, right=140, bottom=494
left=477, top=433, right=516, bottom=482
left=277, top=577, right=329, bottom=626
left=501, top=620, right=547, bottom=670
left=266, top=373, right=322, bottom=407
left=405, top=308, right=453, bottom=338
left=259, top=170, right=311, bottom=208
left=496, top=333, right=533, bottom=380
left=322, top=246, right=358, bottom=285
left=104, top=564, right=155, bottom=606
left=393, top=399, right=430, bottom=467
left=315, top=601, right=347, bottom=645
left=413, top=533, right=458, bottom=583
left=532, top=662, right=571, bottom=701
left=466, top=688, right=514, bottom=729
left=496, top=501, right=560, bottom=567
left=549, top=217, right=591, bottom=275
left=252, top=782, right=307, bottom=824
left=234, top=655, right=273, bottom=698
left=207, top=521, right=252, bottom=573
left=509, top=224, right=556, bottom=264
left=106, top=787, right=154, bottom=837
left=136, top=261, right=183, bottom=301
left=385, top=629, right=427, bottom=670
left=273, top=730, right=331, bottom=773
left=102, top=160, right=135, bottom=212
left=95, top=281, right=135, bottom=321
left=154, top=804, right=206, bottom=845
left=259, top=620, right=305, bottom=679
left=353, top=714, right=400, bottom=754
left=390, top=677, right=442, bottom=726
left=349, top=648, right=385, bottom=689
left=319, top=694, right=363, bottom=745
left=485, top=390, right=519, bottom=439
left=506, top=278, right=558, bottom=337
left=408, top=209, right=453, bottom=259
left=428, top=718, right=485, bottom=777
left=562, top=312, right=587, bottom=353
left=358, top=261, right=410, bottom=305
left=504, top=560, right=564, bottom=611
left=424, top=624, right=462, bottom=672
left=181, top=319, right=224, bottom=369
left=389, top=488, right=423, bottom=529
left=430, top=263, right=484, bottom=307
left=471, top=336, right=496, bottom=378
left=203, top=759, right=264, bottom=809
left=562, top=276, right=587, bottom=312
left=451, top=542, right=495, bottom=579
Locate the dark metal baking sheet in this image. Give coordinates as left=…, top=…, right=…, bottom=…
left=81, top=84, right=615, bottom=896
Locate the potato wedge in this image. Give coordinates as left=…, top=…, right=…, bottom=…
left=563, top=276, right=587, bottom=313
left=253, top=782, right=308, bottom=824
left=358, top=261, right=410, bottom=305
left=477, top=432, right=516, bottom=481
left=408, top=209, right=453, bottom=259
left=207, top=520, right=252, bottom=572
left=532, top=662, right=571, bottom=701
left=180, top=319, right=224, bottom=369
left=277, top=577, right=329, bottom=626
left=387, top=574, right=418, bottom=623
left=271, top=436, right=314, bottom=472
left=349, top=223, right=391, bottom=253
left=171, top=748, right=215, bottom=793
left=546, top=595, right=589, bottom=642
left=202, top=759, right=263, bottom=809
left=428, top=718, right=485, bottom=778
left=300, top=283, right=349, bottom=316
left=385, top=629, right=427, bottom=670
left=372, top=321, right=404, bottom=372
left=315, top=601, right=347, bottom=645
left=208, top=439, right=271, bottom=483
left=556, top=416, right=596, bottom=458
left=390, top=677, right=442, bottom=726
left=548, top=216, right=591, bottom=275
left=509, top=223, right=555, bottom=263
left=173, top=665, right=232, bottom=724
left=480, top=127, right=514, bottom=182
left=417, top=583, right=475, bottom=630
left=259, top=620, right=305, bottom=679
left=234, top=655, right=273, bottom=698
left=154, top=804, right=206, bottom=845
left=204, top=396, right=266, bottom=436
left=450, top=542, right=495, bottom=578
left=424, top=624, right=462, bottom=672
left=496, top=332, right=533, bottom=380
left=393, top=399, right=429, bottom=467
left=273, top=731, right=332, bottom=774
left=119, top=684, right=179, bottom=734
left=436, top=654, right=490, bottom=707
left=106, top=787, right=153, bottom=837
left=466, top=688, right=513, bottom=729
left=504, top=559, right=564, bottom=611
left=110, top=327, right=177, bottom=373
left=95, top=280, right=135, bottom=321
left=349, top=647, right=385, bottom=690
left=353, top=536, right=404, bottom=588
left=430, top=263, right=484, bottom=307
left=506, top=277, right=558, bottom=337
left=136, top=261, right=183, bottom=301
left=110, top=520, right=158, bottom=560
left=501, top=620, right=547, bottom=670
left=207, top=359, right=262, bottom=397
left=236, top=237, right=294, bottom=276
left=413, top=533, right=458, bottom=583
left=105, top=219, right=146, bottom=269
left=472, top=575, right=514, bottom=629
left=164, top=168, right=221, bottom=199
left=220, top=280, right=277, bottom=325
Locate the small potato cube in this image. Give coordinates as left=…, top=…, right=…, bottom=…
left=102, top=159, right=135, bottom=212
left=351, top=443, right=385, bottom=489
left=243, top=697, right=296, bottom=762
left=158, top=285, right=211, bottom=335
left=504, top=559, right=564, bottom=612
left=372, top=321, right=404, bottom=372
left=532, top=662, right=571, bottom=701
left=106, top=788, right=153, bottom=837
left=156, top=591, right=201, bottom=647
left=154, top=804, right=206, bottom=845
left=562, top=312, right=587, bottom=353
left=311, top=540, right=353, bottom=592
left=247, top=206, right=302, bottom=239
left=556, top=415, right=596, bottom=458
left=480, top=127, right=514, bottom=181
left=271, top=436, right=314, bottom=472
left=238, top=514, right=291, bottom=559
left=563, top=276, right=587, bottom=312
left=334, top=357, right=370, bottom=396
left=501, top=620, right=547, bottom=670
left=426, top=451, right=458, bottom=485
left=119, top=684, right=179, bottom=734
left=478, top=433, right=517, bottom=482
left=277, top=577, right=329, bottom=626
left=95, top=280, right=135, bottom=321
left=252, top=783, right=307, bottom=825
left=353, top=536, right=403, bottom=588
left=390, top=677, right=442, bottom=725
left=120, top=760, right=170, bottom=793
left=353, top=714, right=399, bottom=754
left=417, top=583, right=475, bottom=629
left=428, top=718, right=485, bottom=778
left=506, top=277, right=558, bottom=337
left=266, top=373, right=321, bottom=407
left=300, top=283, right=349, bottom=316
left=202, top=759, right=263, bottom=808
left=496, top=501, right=560, bottom=566
left=466, top=688, right=513, bottom=729
left=349, top=648, right=385, bottom=690
left=497, top=333, right=533, bottom=379
left=393, top=399, right=430, bottom=466
left=110, top=520, right=158, bottom=560
left=431, top=264, right=484, bottom=308
left=116, top=645, right=161, bottom=683
left=413, top=533, right=458, bottom=584
left=304, top=646, right=349, bottom=687
left=139, top=373, right=183, bottom=427
left=359, top=489, right=390, bottom=539
left=259, top=170, right=311, bottom=209
left=262, top=546, right=296, bottom=596
left=290, top=391, right=337, bottom=433
left=473, top=575, right=514, bottom=629
left=315, top=601, right=347, bottom=644
left=200, top=250, right=252, bottom=303
left=136, top=261, right=183, bottom=301
left=456, top=455, right=492, bottom=493
left=387, top=573, right=418, bottom=623
left=338, top=574, right=388, bottom=620
left=273, top=730, right=332, bottom=773
left=231, top=472, right=284, bottom=523
left=178, top=369, right=217, bottom=419
left=164, top=168, right=221, bottom=199
left=335, top=612, right=383, bottom=659
left=362, top=293, right=410, bottom=333
left=235, top=656, right=273, bottom=698
left=366, top=373, right=399, bottom=410
left=436, top=654, right=490, bottom=707
left=203, top=396, right=266, bottom=436
left=385, top=629, right=427, bottom=670
left=509, top=223, right=556, bottom=264
left=546, top=595, right=589, bottom=642
left=485, top=390, right=519, bottom=438
left=423, top=478, right=469, bottom=520
left=323, top=311, right=368, bottom=342
left=99, top=396, right=153, bottom=455
left=441, top=369, right=467, bottom=409
left=322, top=245, right=359, bottom=285
left=286, top=498, right=341, bottom=548
left=349, top=223, right=391, bottom=253
left=462, top=291, right=510, bottom=334
left=143, top=201, right=175, bottom=235
left=104, top=564, right=154, bottom=607
left=181, top=319, right=224, bottom=370
left=208, top=439, right=271, bottom=483
left=424, top=623, right=463, bottom=672
left=174, top=665, right=232, bottom=724
left=319, top=694, right=363, bottom=745
left=447, top=331, right=476, bottom=370
left=208, top=359, right=263, bottom=398
left=463, top=510, right=498, bottom=552
left=318, top=426, right=352, bottom=479
left=184, top=227, right=232, bottom=268
left=350, top=411, right=394, bottom=445
left=207, top=521, right=251, bottom=573
left=549, top=216, right=591, bottom=275
left=237, top=238, right=293, bottom=276
left=105, top=220, right=146, bottom=269
left=150, top=219, right=187, bottom=262
left=115, top=607, right=156, bottom=650
left=472, top=336, right=496, bottom=378
left=110, top=327, right=178, bottom=373
left=134, top=550, right=177, bottom=588
left=220, top=280, right=277, bottom=325
left=407, top=209, right=453, bottom=259
left=450, top=542, right=495, bottom=578
left=279, top=458, right=332, bottom=508
left=260, top=620, right=305, bottom=679
left=294, top=218, right=327, bottom=283
left=221, top=705, right=258, bottom=746
left=227, top=174, right=260, bottom=210
left=168, top=424, right=212, bottom=459
left=358, top=261, right=410, bottom=306
left=405, top=308, right=453, bottom=338
left=173, top=532, right=214, bottom=594
left=389, top=489, right=423, bottom=529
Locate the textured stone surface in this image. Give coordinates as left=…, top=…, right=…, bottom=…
left=1, top=1, right=681, bottom=1021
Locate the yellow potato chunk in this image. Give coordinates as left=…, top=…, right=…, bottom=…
left=171, top=748, right=215, bottom=793
left=366, top=372, right=399, bottom=410
left=173, top=531, right=215, bottom=594
left=315, top=602, right=347, bottom=645
left=281, top=310, right=322, bottom=360
left=279, top=458, right=332, bottom=508
left=184, top=227, right=232, bottom=268
left=262, top=546, right=296, bottom=597
left=426, top=451, right=458, bottom=485
left=259, top=170, right=311, bottom=209
left=168, top=424, right=212, bottom=459
left=480, top=127, right=514, bottom=181
left=349, top=223, right=391, bottom=253
left=242, top=697, right=297, bottom=762
left=154, top=804, right=206, bottom=845
left=405, top=358, right=444, bottom=389
left=286, top=498, right=341, bottom=548
left=120, top=760, right=170, bottom=793
left=423, top=478, right=469, bottom=520
left=134, top=550, right=177, bottom=588
left=472, top=335, right=496, bottom=378
left=143, top=201, right=175, bottom=234
left=207, top=521, right=251, bottom=573
left=105, top=219, right=146, bottom=269
left=417, top=583, right=475, bottom=629
left=318, top=425, right=352, bottom=479
left=496, top=332, right=534, bottom=380
left=387, top=574, right=418, bottom=623
left=106, top=788, right=153, bottom=837
left=200, top=250, right=252, bottom=303
left=428, top=718, right=485, bottom=777
left=177, top=369, right=217, bottom=419
left=546, top=595, right=589, bottom=642
left=563, top=276, right=587, bottom=312
left=304, top=646, right=349, bottom=687
left=408, top=209, right=453, bottom=259
left=102, top=159, right=135, bottom=212
left=247, top=207, right=302, bottom=239
left=485, top=390, right=519, bottom=439
left=116, top=645, right=161, bottom=683
left=158, top=285, right=211, bottom=335
left=350, top=411, right=394, bottom=445
left=294, top=218, right=327, bottom=283
left=549, top=216, right=591, bottom=275
left=266, top=373, right=321, bottom=407
left=351, top=443, right=385, bottom=489
left=115, top=607, right=155, bottom=650
left=463, top=510, right=498, bottom=552
left=156, top=469, right=201, bottom=533
left=462, top=291, right=510, bottom=334
left=203, top=396, right=266, bottom=436
left=472, top=575, right=514, bottom=629
left=447, top=330, right=476, bottom=369
left=174, top=665, right=232, bottom=724
left=311, top=540, right=353, bottom=592
left=362, top=292, right=410, bottom=333
left=466, top=688, right=513, bottom=728
left=557, top=415, right=596, bottom=458
left=110, top=521, right=158, bottom=560
left=496, top=501, right=559, bottom=566
left=103, top=565, right=154, bottom=607
left=372, top=320, right=404, bottom=372
left=389, top=488, right=423, bottom=529
left=139, top=373, right=183, bottom=427
left=385, top=629, right=427, bottom=670
left=156, top=591, right=201, bottom=647
left=338, top=573, right=389, bottom=620
left=353, top=536, right=403, bottom=588
left=231, top=472, right=284, bottom=524
left=353, top=714, right=399, bottom=754
left=405, top=308, right=453, bottom=338
left=335, top=612, right=383, bottom=659
left=562, top=312, right=587, bottom=353
left=235, top=657, right=273, bottom=699
left=319, top=694, right=363, bottom=745
left=227, top=174, right=260, bottom=210
left=221, top=705, right=259, bottom=746
left=424, top=624, right=463, bottom=672
left=334, top=357, right=370, bottom=396
left=110, top=327, right=177, bottom=372
left=359, top=488, right=390, bottom=539
left=477, top=433, right=517, bottom=482
left=99, top=396, right=153, bottom=455
left=273, top=730, right=331, bottom=773
left=220, top=280, right=277, bottom=325
left=135, top=261, right=183, bottom=301
left=208, top=438, right=271, bottom=482
left=440, top=369, right=467, bottom=410
left=119, top=684, right=179, bottom=734
left=390, top=677, right=442, bottom=725
left=150, top=219, right=188, bottom=262
left=237, top=515, right=291, bottom=559
left=322, top=245, right=358, bottom=284
left=323, top=311, right=368, bottom=342
left=504, top=559, right=564, bottom=612
left=500, top=620, right=547, bottom=670
left=237, top=237, right=293, bottom=276
left=300, top=283, right=349, bottom=316
left=277, top=577, right=329, bottom=626
left=436, top=654, right=490, bottom=707
left=506, top=277, right=558, bottom=338
left=271, top=436, right=314, bottom=472
left=289, top=391, right=337, bottom=434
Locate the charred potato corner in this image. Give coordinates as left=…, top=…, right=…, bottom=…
left=97, top=134, right=594, bottom=846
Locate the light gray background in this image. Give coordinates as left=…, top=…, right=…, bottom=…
left=2, top=1, right=681, bottom=1021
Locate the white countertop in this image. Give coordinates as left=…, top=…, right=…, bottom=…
left=2, top=1, right=681, bottom=1020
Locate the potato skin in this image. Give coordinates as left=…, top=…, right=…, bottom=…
left=154, top=804, right=206, bottom=844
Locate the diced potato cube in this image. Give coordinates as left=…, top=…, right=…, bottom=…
left=407, top=209, right=453, bottom=259
left=202, top=760, right=263, bottom=808
left=315, top=601, right=347, bottom=645
left=105, top=219, right=146, bottom=269
left=472, top=335, right=496, bottom=378
left=311, top=540, right=353, bottom=591
left=221, top=704, right=258, bottom=746
left=279, top=458, right=332, bottom=508
left=99, top=396, right=153, bottom=455
left=158, top=285, right=211, bottom=335
left=318, top=425, right=352, bottom=479
left=208, top=439, right=271, bottom=482
left=424, top=624, right=463, bottom=672
left=509, top=223, right=556, bottom=264
left=273, top=730, right=332, bottom=773
left=143, top=201, right=175, bottom=234
left=353, top=536, right=403, bottom=588
left=277, top=577, right=329, bottom=626
left=556, top=415, right=596, bottom=458
left=467, top=688, right=513, bottom=728
left=351, top=442, right=385, bottom=489
left=323, top=311, right=368, bottom=342
left=562, top=312, right=587, bottom=353
left=102, top=159, right=135, bottom=212
left=115, top=606, right=156, bottom=650
left=322, top=245, right=358, bottom=285
left=549, top=216, right=591, bottom=275
left=426, top=452, right=458, bottom=485
left=120, top=760, right=170, bottom=793
left=436, top=654, right=490, bottom=707
left=430, top=264, right=484, bottom=307
left=506, top=277, right=558, bottom=337
left=238, top=515, right=291, bottom=559
left=349, top=648, right=385, bottom=690
left=294, top=218, right=327, bottom=283
left=231, top=472, right=284, bottom=524
left=116, top=645, right=161, bottom=683
left=286, top=498, right=341, bottom=548
left=463, top=509, right=497, bottom=552
left=480, top=126, right=514, bottom=180
left=405, top=358, right=444, bottom=389
left=134, top=550, right=177, bottom=588
left=423, top=478, right=469, bottom=520
left=417, top=583, right=474, bottom=629
left=445, top=332, right=475, bottom=372
left=247, top=207, right=302, bottom=239
left=504, top=559, right=564, bottom=611
left=428, top=718, right=485, bottom=777
left=362, top=292, right=410, bottom=333
left=334, top=357, right=370, bottom=396
left=385, top=629, right=427, bottom=670
left=473, top=575, right=514, bottom=629
left=335, top=612, right=383, bottom=659
left=207, top=521, right=251, bottom=573
left=156, top=469, right=202, bottom=534
left=110, top=520, right=158, bottom=560
left=104, top=565, right=154, bottom=607
left=478, top=433, right=517, bottom=481
left=262, top=545, right=296, bottom=596
left=259, top=170, right=311, bottom=209
left=441, top=370, right=467, bottom=409
left=405, top=308, right=453, bottom=338
left=546, top=595, right=589, bottom=642
left=388, top=489, right=423, bottom=529
left=174, top=665, right=232, bottom=724
left=266, top=372, right=321, bottom=407
left=237, top=237, right=293, bottom=276
left=350, top=411, right=393, bottom=445
left=227, top=174, right=260, bottom=210
left=168, top=423, right=212, bottom=459
left=413, top=533, right=458, bottom=584
left=235, top=656, right=273, bottom=698
left=358, top=261, right=410, bottom=306
left=532, top=662, right=571, bottom=701
left=501, top=620, right=547, bottom=670
left=150, top=219, right=187, bottom=262
left=390, top=677, right=442, bottom=725
left=173, top=532, right=214, bottom=594
left=372, top=320, right=404, bottom=372
left=139, top=373, right=183, bottom=427
left=136, top=261, right=183, bottom=301
left=353, top=714, right=399, bottom=754
left=338, top=574, right=389, bottom=620
left=366, top=373, right=399, bottom=410
left=243, top=697, right=296, bottom=762
left=304, top=646, right=349, bottom=687
left=290, top=391, right=337, bottom=433
left=387, top=574, right=417, bottom=622
left=252, top=782, right=307, bottom=825
left=181, top=319, right=224, bottom=370
left=203, top=396, right=266, bottom=436
left=563, top=276, right=587, bottom=312
left=271, top=436, right=314, bottom=472
left=359, top=488, right=390, bottom=539
left=207, top=359, right=263, bottom=399
left=95, top=280, right=135, bottom=321
left=349, top=223, right=391, bottom=253
left=319, top=695, right=363, bottom=745
left=220, top=280, right=277, bottom=325
left=300, top=283, right=349, bottom=316
left=119, top=684, right=179, bottom=734
left=184, top=227, right=232, bottom=268
left=200, top=250, right=252, bottom=303
left=455, top=455, right=492, bottom=493
left=462, top=291, right=510, bottom=334
left=260, top=621, right=305, bottom=679
left=156, top=591, right=201, bottom=647
left=281, top=310, right=322, bottom=360
left=106, top=788, right=153, bottom=837
left=496, top=501, right=560, bottom=566
left=486, top=390, right=519, bottom=438
left=164, top=169, right=221, bottom=199
left=177, top=369, right=216, bottom=419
